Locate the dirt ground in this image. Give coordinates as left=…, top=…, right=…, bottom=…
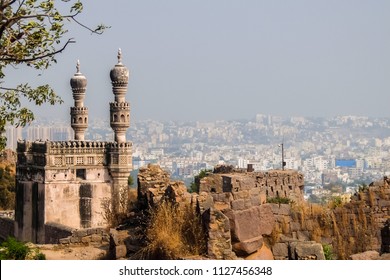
left=36, top=243, right=110, bottom=260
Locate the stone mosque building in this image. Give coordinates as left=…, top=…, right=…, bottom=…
left=14, top=50, right=132, bottom=243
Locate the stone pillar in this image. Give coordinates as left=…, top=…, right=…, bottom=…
left=70, top=60, right=88, bottom=140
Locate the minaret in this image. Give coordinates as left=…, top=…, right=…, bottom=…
left=109, top=49, right=130, bottom=143
left=70, top=60, right=88, bottom=140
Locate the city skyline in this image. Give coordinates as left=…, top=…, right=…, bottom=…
left=5, top=0, right=390, bottom=122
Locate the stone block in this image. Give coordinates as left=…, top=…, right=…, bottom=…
left=87, top=228, right=97, bottom=235
left=272, top=242, right=288, bottom=257
left=231, top=199, right=245, bottom=210
left=289, top=241, right=325, bottom=260
left=70, top=236, right=80, bottom=243
left=350, top=251, right=380, bottom=260
left=379, top=200, right=390, bottom=208
left=269, top=203, right=280, bottom=214
left=81, top=236, right=91, bottom=244
left=278, top=204, right=291, bottom=216
left=75, top=230, right=88, bottom=237
left=229, top=204, right=274, bottom=242
left=59, top=237, right=70, bottom=244
left=249, top=188, right=260, bottom=196
left=290, top=221, right=301, bottom=232
left=109, top=229, right=120, bottom=246
left=232, top=190, right=249, bottom=200
left=245, top=244, right=274, bottom=260
left=297, top=231, right=310, bottom=241
left=91, top=234, right=103, bottom=243
left=232, top=236, right=263, bottom=255
left=250, top=195, right=261, bottom=206
left=115, top=245, right=127, bottom=259
left=244, top=199, right=252, bottom=209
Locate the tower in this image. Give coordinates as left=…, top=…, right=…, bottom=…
left=108, top=49, right=132, bottom=214
left=110, top=49, right=130, bottom=143
left=70, top=60, right=88, bottom=140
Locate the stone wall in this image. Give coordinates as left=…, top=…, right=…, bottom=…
left=137, top=164, right=192, bottom=209
left=135, top=164, right=318, bottom=259
left=268, top=178, right=390, bottom=259
left=0, top=216, right=15, bottom=241
left=200, top=167, right=305, bottom=204
left=45, top=222, right=109, bottom=245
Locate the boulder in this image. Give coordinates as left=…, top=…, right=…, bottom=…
left=272, top=242, right=289, bottom=259
left=246, top=244, right=274, bottom=260
left=350, top=251, right=380, bottom=260
left=289, top=241, right=325, bottom=260
left=228, top=204, right=275, bottom=242
left=232, top=236, right=263, bottom=255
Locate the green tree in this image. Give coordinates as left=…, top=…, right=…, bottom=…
left=190, top=169, right=212, bottom=193
left=0, top=0, right=108, bottom=151
left=127, top=174, right=134, bottom=187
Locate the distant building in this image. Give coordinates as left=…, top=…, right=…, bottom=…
left=335, top=159, right=356, bottom=168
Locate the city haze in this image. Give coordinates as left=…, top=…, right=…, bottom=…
left=5, top=0, right=390, bottom=122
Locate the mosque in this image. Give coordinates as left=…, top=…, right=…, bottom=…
left=14, top=50, right=132, bottom=243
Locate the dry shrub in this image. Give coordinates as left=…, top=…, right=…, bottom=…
left=281, top=218, right=289, bottom=234
left=379, top=187, right=387, bottom=200
left=310, top=221, right=322, bottom=243
left=101, top=187, right=139, bottom=228
left=138, top=200, right=206, bottom=259
left=368, top=189, right=376, bottom=207
left=268, top=223, right=282, bottom=246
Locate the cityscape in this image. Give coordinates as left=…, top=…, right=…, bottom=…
left=6, top=113, right=390, bottom=201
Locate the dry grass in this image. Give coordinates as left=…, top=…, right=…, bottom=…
left=268, top=223, right=282, bottom=246
left=136, top=200, right=206, bottom=260
left=368, top=189, right=376, bottom=207
left=101, top=187, right=139, bottom=228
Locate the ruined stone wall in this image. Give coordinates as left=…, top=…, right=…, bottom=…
left=0, top=216, right=15, bottom=241
left=268, top=179, right=390, bottom=259
left=136, top=164, right=323, bottom=260
left=198, top=168, right=305, bottom=259
left=200, top=168, right=304, bottom=204
left=137, top=164, right=191, bottom=208
left=45, top=222, right=109, bottom=245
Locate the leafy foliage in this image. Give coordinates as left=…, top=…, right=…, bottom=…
left=322, top=244, right=334, bottom=260
left=0, top=162, right=15, bottom=210
left=190, top=169, right=212, bottom=193
left=0, top=237, right=46, bottom=260
left=0, top=0, right=108, bottom=151
left=266, top=196, right=292, bottom=204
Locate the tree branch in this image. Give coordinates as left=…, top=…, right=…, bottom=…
left=0, top=0, right=18, bottom=10
left=0, top=38, right=75, bottom=62
left=71, top=16, right=107, bottom=34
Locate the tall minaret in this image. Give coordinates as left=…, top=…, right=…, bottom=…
left=109, top=49, right=130, bottom=143
left=70, top=60, right=88, bottom=140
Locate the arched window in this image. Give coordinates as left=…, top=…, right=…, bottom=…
left=78, top=117, right=83, bottom=123
left=120, top=114, right=125, bottom=122
left=113, top=114, right=118, bottom=122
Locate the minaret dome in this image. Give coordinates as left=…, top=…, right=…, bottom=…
left=70, top=60, right=87, bottom=92
left=109, top=48, right=130, bottom=87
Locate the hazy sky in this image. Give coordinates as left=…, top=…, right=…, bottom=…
left=6, top=0, right=390, bottom=122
